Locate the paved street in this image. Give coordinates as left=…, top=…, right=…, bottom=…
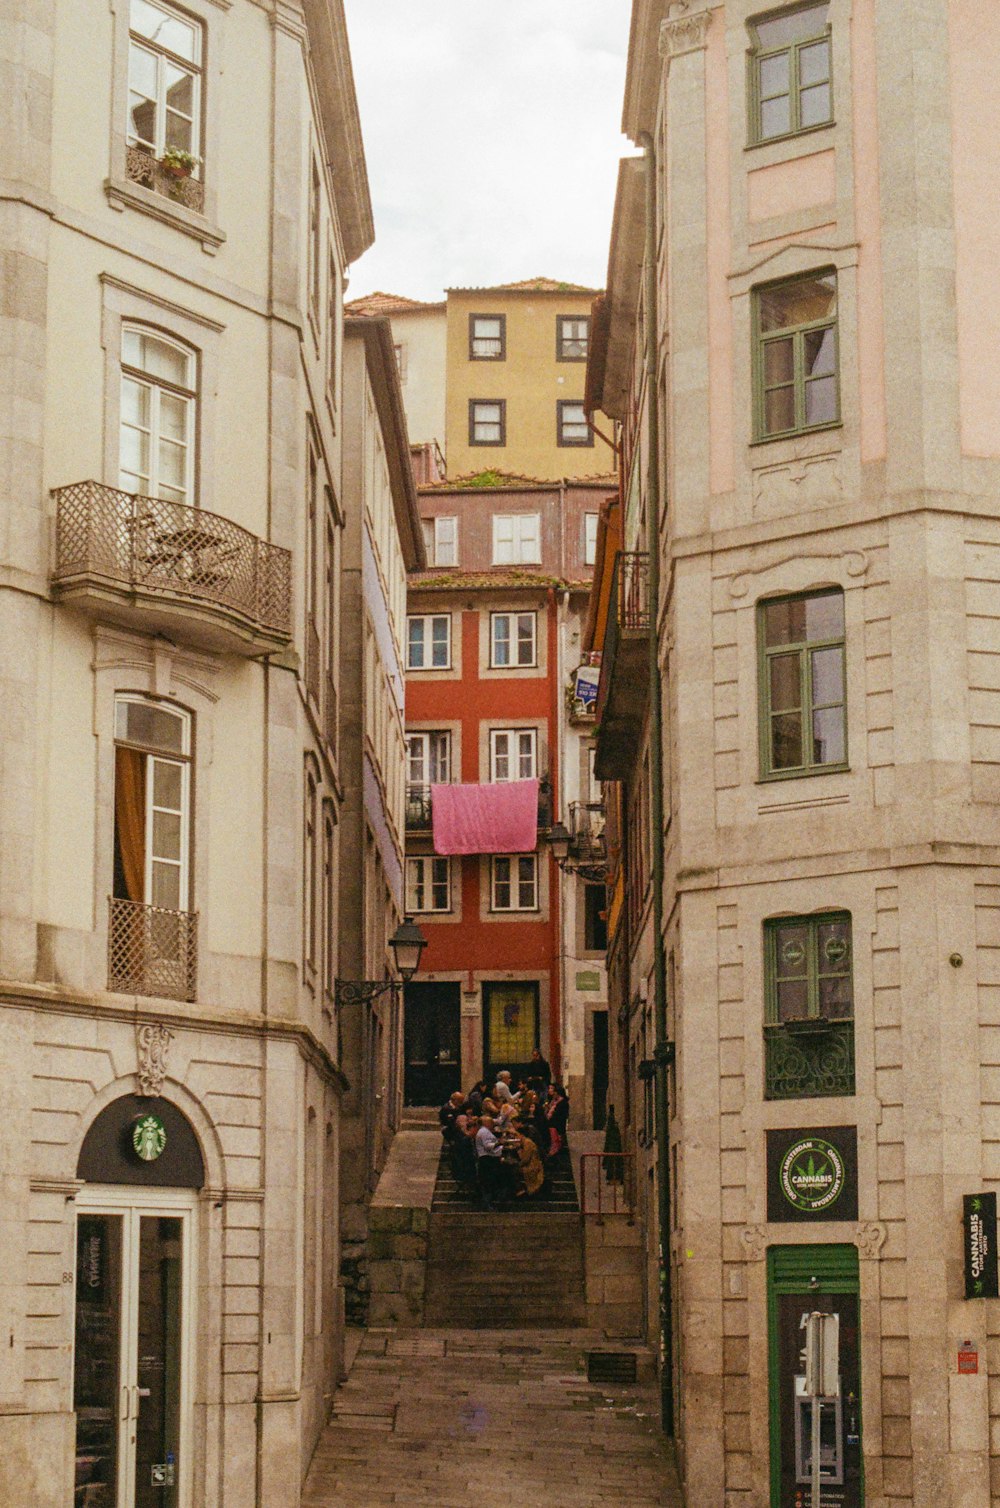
left=304, top=1328, right=684, bottom=1507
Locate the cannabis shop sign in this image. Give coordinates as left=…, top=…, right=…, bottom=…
left=766, top=1125, right=858, bottom=1223
left=963, top=1193, right=999, bottom=1299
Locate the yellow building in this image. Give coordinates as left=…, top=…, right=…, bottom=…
left=444, top=278, right=615, bottom=481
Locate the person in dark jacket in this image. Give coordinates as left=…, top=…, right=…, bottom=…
left=466, top=1080, right=488, bottom=1116
left=544, top=1083, right=570, bottom=1155
left=529, top=1048, right=552, bottom=1087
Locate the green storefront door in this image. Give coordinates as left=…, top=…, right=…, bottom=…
left=768, top=1245, right=863, bottom=1508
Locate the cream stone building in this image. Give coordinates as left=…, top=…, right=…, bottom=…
left=588, top=2, right=1000, bottom=1505
left=0, top=1, right=403, bottom=1505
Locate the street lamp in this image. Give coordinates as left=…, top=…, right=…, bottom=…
left=548, top=810, right=608, bottom=885
left=334, top=917, right=428, bottom=1007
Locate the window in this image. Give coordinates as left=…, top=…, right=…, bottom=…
left=557, top=401, right=593, bottom=448
left=759, top=589, right=846, bottom=777
left=749, top=3, right=831, bottom=144
left=406, top=856, right=451, bottom=914
left=469, top=400, right=505, bottom=446
left=407, top=614, right=451, bottom=670
left=469, top=314, right=505, bottom=360
left=127, top=0, right=202, bottom=170
left=304, top=763, right=318, bottom=974
left=584, top=883, right=608, bottom=952
left=407, top=731, right=451, bottom=785
left=491, top=855, right=539, bottom=912
left=321, top=803, right=336, bottom=1006
left=308, top=159, right=322, bottom=322
left=119, top=327, right=196, bottom=504
left=328, top=248, right=339, bottom=396
left=557, top=315, right=590, bottom=361
left=584, top=512, right=598, bottom=567
left=754, top=272, right=838, bottom=440
left=113, top=696, right=191, bottom=911
left=764, top=912, right=854, bottom=1099
left=394, top=342, right=406, bottom=380
left=421, top=516, right=457, bottom=567
left=492, top=513, right=540, bottom=565
left=491, top=611, right=537, bottom=668
left=490, top=728, right=537, bottom=782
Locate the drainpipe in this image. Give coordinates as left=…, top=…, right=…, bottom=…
left=637, top=129, right=675, bottom=1439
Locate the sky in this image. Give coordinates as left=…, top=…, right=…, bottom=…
left=342, top=1, right=633, bottom=302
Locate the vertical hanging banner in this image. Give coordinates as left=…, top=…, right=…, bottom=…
left=963, top=1193, right=999, bottom=1299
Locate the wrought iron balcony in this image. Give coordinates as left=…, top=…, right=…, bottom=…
left=108, top=896, right=197, bottom=1003
left=125, top=143, right=206, bottom=214
left=594, top=551, right=650, bottom=780
left=52, top=481, right=292, bottom=656
left=405, top=778, right=552, bottom=834
left=568, top=800, right=606, bottom=866
left=764, top=1018, right=855, bottom=1100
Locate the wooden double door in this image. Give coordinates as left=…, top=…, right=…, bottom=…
left=404, top=981, right=461, bottom=1105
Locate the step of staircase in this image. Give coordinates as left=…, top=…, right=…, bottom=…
left=400, top=1106, right=441, bottom=1130
left=424, top=1210, right=587, bottom=1327
left=432, top=1146, right=580, bottom=1213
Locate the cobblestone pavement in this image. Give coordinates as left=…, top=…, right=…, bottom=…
left=304, top=1327, right=684, bottom=1507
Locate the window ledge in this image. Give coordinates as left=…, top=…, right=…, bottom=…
left=745, top=121, right=836, bottom=162
left=105, top=175, right=226, bottom=254
left=749, top=420, right=842, bottom=452
left=757, top=762, right=849, bottom=786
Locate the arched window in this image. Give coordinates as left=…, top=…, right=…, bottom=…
left=120, top=326, right=196, bottom=504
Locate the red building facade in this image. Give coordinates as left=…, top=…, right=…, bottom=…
left=403, top=477, right=609, bottom=1106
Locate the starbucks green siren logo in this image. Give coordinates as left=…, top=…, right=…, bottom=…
left=780, top=1136, right=845, bottom=1213
left=132, top=1113, right=167, bottom=1163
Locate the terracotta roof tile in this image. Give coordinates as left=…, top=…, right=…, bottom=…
left=345, top=290, right=445, bottom=315
left=446, top=276, right=600, bottom=295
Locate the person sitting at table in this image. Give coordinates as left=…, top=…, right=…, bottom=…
left=467, top=1079, right=488, bottom=1116
left=512, top=1130, right=545, bottom=1198
left=474, top=1115, right=512, bottom=1210
left=450, top=1112, right=478, bottom=1195
left=439, top=1091, right=466, bottom=1140
left=494, top=1069, right=519, bottom=1105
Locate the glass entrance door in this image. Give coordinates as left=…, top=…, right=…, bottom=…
left=74, top=1195, right=194, bottom=1508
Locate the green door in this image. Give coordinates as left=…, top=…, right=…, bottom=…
left=767, top=1245, right=862, bottom=1507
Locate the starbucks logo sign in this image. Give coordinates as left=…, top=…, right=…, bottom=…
left=131, top=1113, right=167, bottom=1163
left=779, top=1136, right=845, bottom=1214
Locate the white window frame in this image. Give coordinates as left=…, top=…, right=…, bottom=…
left=470, top=400, right=505, bottom=446
left=407, top=614, right=452, bottom=670
left=433, top=516, right=458, bottom=567
left=490, top=727, right=538, bottom=782
left=491, top=611, right=537, bottom=668
left=119, top=325, right=197, bottom=505
left=114, top=694, right=192, bottom=913
left=406, top=731, right=451, bottom=785
left=490, top=854, right=539, bottom=912
left=492, top=513, right=541, bottom=565
left=584, top=512, right=598, bottom=566
left=406, top=856, right=452, bottom=914
left=127, top=0, right=203, bottom=172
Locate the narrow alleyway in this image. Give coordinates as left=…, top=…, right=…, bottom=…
left=304, top=1328, right=684, bottom=1507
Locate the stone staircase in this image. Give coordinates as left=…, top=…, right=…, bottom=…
left=423, top=1209, right=587, bottom=1326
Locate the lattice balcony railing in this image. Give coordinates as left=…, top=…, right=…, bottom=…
left=405, top=783, right=434, bottom=830
left=52, top=481, right=291, bottom=642
left=764, top=1018, right=855, bottom=1100
left=596, top=551, right=650, bottom=725
left=568, top=800, right=607, bottom=866
left=126, top=143, right=206, bottom=214
left=108, top=897, right=197, bottom=1003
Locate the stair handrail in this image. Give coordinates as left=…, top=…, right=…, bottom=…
left=580, top=1152, right=634, bottom=1224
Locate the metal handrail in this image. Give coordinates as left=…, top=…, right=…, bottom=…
left=580, top=1152, right=634, bottom=1223
left=596, top=552, right=649, bottom=723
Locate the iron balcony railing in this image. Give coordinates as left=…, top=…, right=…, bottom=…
left=596, top=551, right=650, bottom=725
left=567, top=800, right=606, bottom=866
left=108, top=896, right=197, bottom=1003
left=764, top=1018, right=855, bottom=1100
left=405, top=778, right=552, bottom=832
left=125, top=143, right=206, bottom=213
left=579, top=1152, right=634, bottom=1222
left=52, top=481, right=292, bottom=643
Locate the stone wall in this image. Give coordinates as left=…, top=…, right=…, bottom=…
left=366, top=1206, right=430, bottom=1327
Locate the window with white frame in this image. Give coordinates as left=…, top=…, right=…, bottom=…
left=421, top=516, right=457, bottom=567
left=113, top=695, right=192, bottom=912
left=406, top=856, right=451, bottom=913
left=491, top=855, right=538, bottom=912
left=490, top=728, right=537, bottom=782
left=469, top=400, right=505, bottom=446
left=492, top=513, right=541, bottom=565
left=407, top=614, right=451, bottom=670
left=491, top=611, right=537, bottom=668
left=557, top=401, right=592, bottom=447
left=119, top=326, right=196, bottom=504
left=407, top=731, right=451, bottom=785
left=127, top=0, right=203, bottom=171
left=584, top=513, right=598, bottom=566
left=470, top=315, right=505, bottom=360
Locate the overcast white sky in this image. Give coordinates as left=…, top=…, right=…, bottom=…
left=342, top=1, right=633, bottom=302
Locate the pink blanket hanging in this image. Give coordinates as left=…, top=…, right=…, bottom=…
left=431, top=780, right=539, bottom=856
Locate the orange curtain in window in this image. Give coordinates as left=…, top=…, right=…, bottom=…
left=114, top=746, right=146, bottom=902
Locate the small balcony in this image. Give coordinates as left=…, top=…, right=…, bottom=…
left=108, top=896, right=197, bottom=1003
left=405, top=779, right=553, bottom=834
left=594, top=551, right=650, bottom=780
left=126, top=143, right=205, bottom=214
left=764, top=1018, right=855, bottom=1100
left=567, top=800, right=606, bottom=867
left=51, top=481, right=292, bottom=656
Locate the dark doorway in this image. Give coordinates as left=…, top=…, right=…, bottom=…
left=592, top=1009, right=609, bottom=1130
left=483, top=980, right=539, bottom=1086
left=404, top=981, right=461, bottom=1105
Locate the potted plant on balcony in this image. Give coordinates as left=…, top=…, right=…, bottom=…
left=159, top=147, right=199, bottom=181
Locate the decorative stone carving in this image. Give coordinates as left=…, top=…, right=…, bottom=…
left=659, top=3, right=711, bottom=61
left=136, top=1020, right=173, bottom=1097
left=752, top=453, right=843, bottom=519
left=855, top=1221, right=887, bottom=1260
left=729, top=549, right=868, bottom=600
left=740, top=1225, right=768, bottom=1261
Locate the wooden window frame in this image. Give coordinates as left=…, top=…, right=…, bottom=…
left=752, top=270, right=840, bottom=442
left=757, top=588, right=847, bottom=780
left=406, top=613, right=452, bottom=671
left=490, top=727, right=538, bottom=783
left=433, top=515, right=458, bottom=567
left=490, top=611, right=537, bottom=669
left=492, top=512, right=541, bottom=565
left=405, top=855, right=452, bottom=914
left=126, top=0, right=204, bottom=172
left=747, top=2, right=833, bottom=147
left=764, top=911, right=853, bottom=1026
left=406, top=730, right=451, bottom=785
left=557, top=399, right=594, bottom=448
left=763, top=911, right=855, bottom=1099
left=556, top=314, right=590, bottom=362
left=119, top=325, right=197, bottom=505
left=468, top=314, right=506, bottom=361
left=469, top=398, right=506, bottom=447
left=584, top=512, right=598, bottom=566
left=490, top=854, right=539, bottom=913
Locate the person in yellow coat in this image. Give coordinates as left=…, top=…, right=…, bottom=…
left=513, top=1131, right=545, bottom=1197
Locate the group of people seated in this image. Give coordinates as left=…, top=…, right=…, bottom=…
left=438, top=1051, right=571, bottom=1210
